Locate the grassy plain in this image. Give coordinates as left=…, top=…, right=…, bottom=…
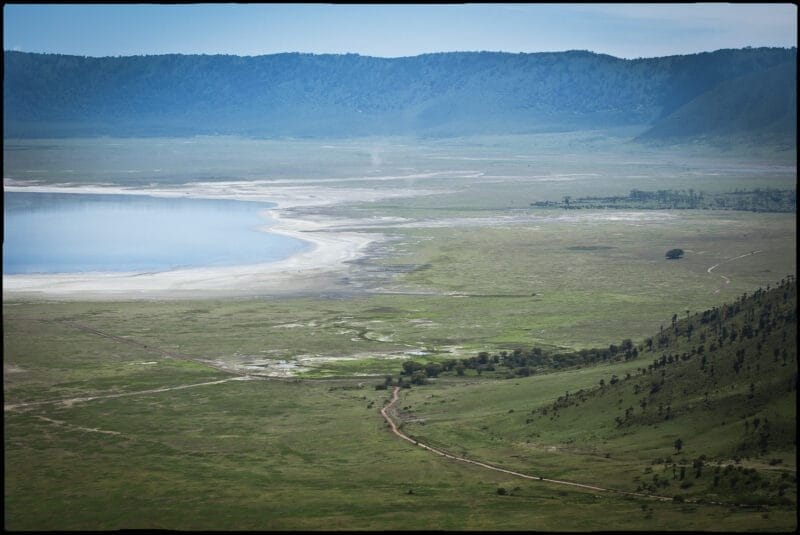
left=4, top=318, right=795, bottom=530
left=4, top=134, right=796, bottom=530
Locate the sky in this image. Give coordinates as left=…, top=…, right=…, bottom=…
left=3, top=3, right=797, bottom=59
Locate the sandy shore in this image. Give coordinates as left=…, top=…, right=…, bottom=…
left=3, top=179, right=430, bottom=299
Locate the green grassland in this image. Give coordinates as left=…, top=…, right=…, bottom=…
left=4, top=135, right=797, bottom=530
left=4, top=291, right=797, bottom=530
left=4, top=209, right=794, bottom=381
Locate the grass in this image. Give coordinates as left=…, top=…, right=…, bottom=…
left=4, top=134, right=796, bottom=530
left=396, top=282, right=797, bottom=514
left=5, top=209, right=794, bottom=377
left=5, top=367, right=795, bottom=530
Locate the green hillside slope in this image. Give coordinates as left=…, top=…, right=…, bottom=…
left=399, top=276, right=797, bottom=508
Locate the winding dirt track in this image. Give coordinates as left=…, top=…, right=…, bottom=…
left=381, top=386, right=686, bottom=503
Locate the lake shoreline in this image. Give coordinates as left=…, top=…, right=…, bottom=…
left=2, top=180, right=400, bottom=300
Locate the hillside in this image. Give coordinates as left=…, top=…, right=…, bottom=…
left=396, top=276, right=797, bottom=507
left=3, top=47, right=796, bottom=143
left=638, top=60, right=797, bottom=146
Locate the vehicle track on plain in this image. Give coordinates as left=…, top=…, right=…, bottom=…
left=62, top=320, right=246, bottom=375
left=4, top=376, right=254, bottom=411
left=707, top=250, right=762, bottom=292
left=4, top=318, right=256, bottom=412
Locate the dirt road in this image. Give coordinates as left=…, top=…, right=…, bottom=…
left=381, top=386, right=676, bottom=502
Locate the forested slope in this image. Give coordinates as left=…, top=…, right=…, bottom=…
left=4, top=47, right=796, bottom=143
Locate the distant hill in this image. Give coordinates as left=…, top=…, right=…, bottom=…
left=637, top=59, right=797, bottom=146
left=3, top=47, right=796, bottom=144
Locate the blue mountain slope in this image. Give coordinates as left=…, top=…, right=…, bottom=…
left=3, top=47, right=796, bottom=143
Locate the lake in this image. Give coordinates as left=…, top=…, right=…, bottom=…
left=2, top=191, right=311, bottom=274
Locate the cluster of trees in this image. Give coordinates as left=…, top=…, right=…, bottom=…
left=639, top=457, right=796, bottom=506
left=379, top=337, right=647, bottom=389
left=380, top=339, right=642, bottom=390
left=532, top=188, right=796, bottom=213
left=427, top=339, right=640, bottom=380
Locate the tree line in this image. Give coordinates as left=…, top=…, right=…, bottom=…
left=531, top=188, right=796, bottom=213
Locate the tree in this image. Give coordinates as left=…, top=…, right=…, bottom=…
left=666, top=248, right=685, bottom=260
left=424, top=362, right=443, bottom=378
left=693, top=458, right=704, bottom=478
left=402, top=360, right=423, bottom=375
left=410, top=371, right=428, bottom=385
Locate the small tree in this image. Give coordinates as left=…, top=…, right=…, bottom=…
left=666, top=249, right=685, bottom=260
left=402, top=360, right=423, bottom=375
left=424, top=362, right=443, bottom=378
left=410, top=370, right=428, bottom=385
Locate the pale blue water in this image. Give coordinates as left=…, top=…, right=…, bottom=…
left=3, top=192, right=311, bottom=274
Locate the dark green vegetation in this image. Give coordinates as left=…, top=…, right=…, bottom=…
left=3, top=281, right=796, bottom=530
left=4, top=47, right=796, bottom=144
left=394, top=278, right=797, bottom=506
left=533, top=188, right=797, bottom=213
